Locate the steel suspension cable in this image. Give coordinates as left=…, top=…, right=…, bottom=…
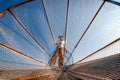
left=0, top=42, right=45, bottom=64
left=8, top=9, right=51, bottom=57
left=65, top=0, right=106, bottom=65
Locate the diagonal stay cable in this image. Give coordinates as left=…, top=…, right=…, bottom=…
left=41, top=0, right=56, bottom=44
left=8, top=9, right=51, bottom=57
left=65, top=0, right=106, bottom=65
left=0, top=42, right=45, bottom=64
left=76, top=38, right=120, bottom=63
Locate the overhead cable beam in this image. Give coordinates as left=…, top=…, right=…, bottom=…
left=105, top=0, right=120, bottom=6
left=77, top=38, right=120, bottom=63
left=65, top=0, right=106, bottom=65
left=41, top=0, right=56, bottom=44
left=0, top=42, right=45, bottom=64
left=8, top=9, right=51, bottom=57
